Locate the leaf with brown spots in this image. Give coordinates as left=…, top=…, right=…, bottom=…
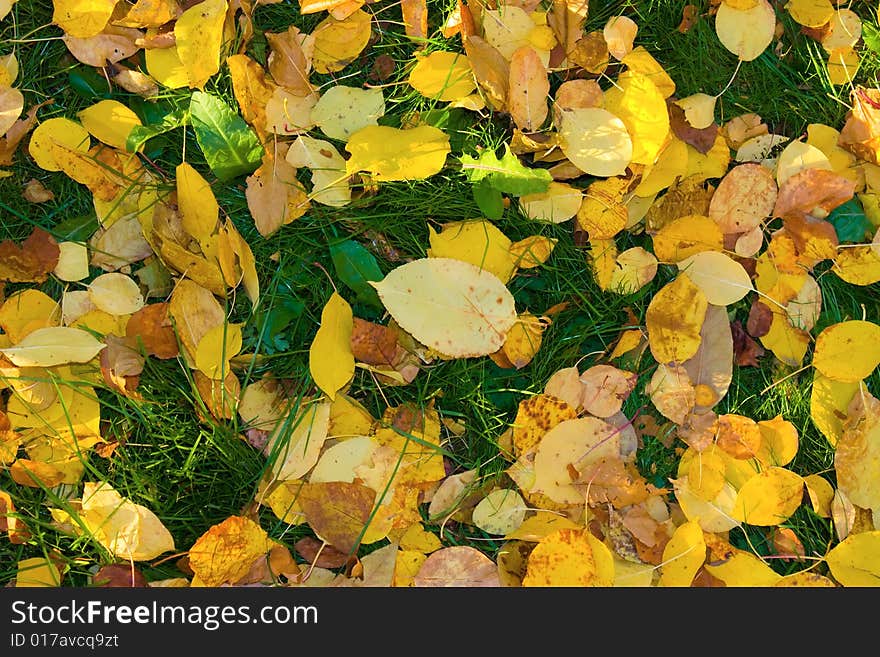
left=511, top=393, right=577, bottom=457
left=0, top=227, right=60, bottom=284
left=715, top=414, right=762, bottom=460
left=297, top=481, right=376, bottom=554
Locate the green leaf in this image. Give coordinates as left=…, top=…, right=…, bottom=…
left=459, top=144, right=552, bottom=196
left=329, top=240, right=384, bottom=309
left=473, top=178, right=504, bottom=220
left=126, top=109, right=188, bottom=154
left=828, top=199, right=872, bottom=243
left=189, top=91, right=264, bottom=182
left=864, top=23, right=880, bottom=55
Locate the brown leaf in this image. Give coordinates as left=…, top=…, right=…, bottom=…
left=294, top=536, right=354, bottom=568
left=350, top=317, right=398, bottom=366
left=100, top=334, right=145, bottom=398
left=126, top=303, right=179, bottom=359
left=839, top=86, right=880, bottom=165
left=401, top=0, right=428, bottom=39
left=731, top=320, right=765, bottom=367
left=413, top=545, right=500, bottom=586
left=0, top=100, right=49, bottom=166
left=0, top=491, right=30, bottom=544
left=464, top=35, right=509, bottom=109
left=194, top=370, right=241, bottom=421
left=677, top=4, right=700, bottom=33
left=298, top=481, right=376, bottom=554
left=0, top=227, right=60, bottom=284
left=22, top=178, right=54, bottom=203
left=245, top=144, right=310, bottom=237
left=773, top=168, right=856, bottom=221
left=668, top=98, right=718, bottom=154
left=369, top=54, right=395, bottom=81
left=783, top=213, right=839, bottom=266
left=746, top=301, right=773, bottom=338
left=92, top=564, right=148, bottom=587
left=568, top=31, right=608, bottom=74
left=770, top=527, right=806, bottom=562
left=715, top=413, right=762, bottom=460
left=508, top=46, right=549, bottom=132
left=266, top=26, right=315, bottom=96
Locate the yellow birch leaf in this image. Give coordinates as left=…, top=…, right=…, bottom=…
left=115, top=0, right=180, bottom=27
left=646, top=273, right=708, bottom=364
left=634, top=136, right=688, bottom=197
left=677, top=251, right=754, bottom=306
left=312, top=8, right=372, bottom=74
left=398, top=522, right=443, bottom=554
left=52, top=0, right=116, bottom=38
left=511, top=393, right=577, bottom=457
left=825, top=530, right=880, bottom=586
left=675, top=93, right=717, bottom=130
left=0, top=327, right=103, bottom=367
left=28, top=117, right=90, bottom=172
left=0, top=289, right=61, bottom=344
left=510, top=236, right=557, bottom=269
left=835, top=397, right=880, bottom=513
left=715, top=0, right=776, bottom=61
left=427, top=220, right=517, bottom=283
left=53, top=242, right=89, bottom=282
left=785, top=0, right=834, bottom=27
left=87, top=272, right=144, bottom=316
left=176, top=162, right=219, bottom=255
left=0, top=87, right=23, bottom=138
left=189, top=516, right=270, bottom=586
left=393, top=549, right=427, bottom=587
left=652, top=215, right=724, bottom=264
left=0, top=52, right=17, bottom=86
left=346, top=125, right=450, bottom=182
left=504, top=512, right=582, bottom=542
left=145, top=42, right=188, bottom=89
left=311, top=85, right=385, bottom=141
left=755, top=415, right=800, bottom=467
left=810, top=373, right=859, bottom=447
left=472, top=489, right=527, bottom=536
left=683, top=133, right=731, bottom=183
left=309, top=292, right=355, bottom=401
left=518, top=182, right=582, bottom=223
left=175, top=0, right=228, bottom=89
left=804, top=474, right=834, bottom=517
left=832, top=245, right=880, bottom=286
left=370, top=258, right=517, bottom=358
left=672, top=477, right=740, bottom=533
left=609, top=247, right=658, bottom=294
left=621, top=46, right=675, bottom=98
left=286, top=135, right=350, bottom=207
left=77, top=100, right=142, bottom=150
left=731, top=466, right=804, bottom=526
left=15, top=557, right=61, bottom=587
left=760, top=307, right=810, bottom=368
left=577, top=176, right=631, bottom=239
left=80, top=481, right=175, bottom=561
left=827, top=47, right=860, bottom=86
left=603, top=70, right=669, bottom=166
left=589, top=237, right=618, bottom=292
left=658, top=521, right=705, bottom=587
left=500, top=312, right=544, bottom=369
left=195, top=323, right=243, bottom=379
left=813, top=320, right=880, bottom=382
left=408, top=50, right=475, bottom=101
left=522, top=528, right=614, bottom=587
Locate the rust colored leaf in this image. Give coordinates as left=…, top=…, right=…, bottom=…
left=508, top=46, right=549, bottom=132
left=668, top=99, right=718, bottom=154
left=298, top=481, right=376, bottom=554
left=0, top=227, right=60, bottom=284
left=294, top=536, right=354, bottom=568
left=746, top=301, right=773, bottom=338
left=401, top=0, right=427, bottom=39
left=839, top=86, right=880, bottom=165
left=715, top=414, right=762, bottom=460
left=677, top=4, right=700, bottom=33
left=0, top=100, right=50, bottom=166
left=369, top=54, right=395, bottom=81
left=126, top=303, right=179, bottom=359
left=92, top=564, right=148, bottom=587
left=350, top=317, right=398, bottom=366
left=783, top=213, right=839, bottom=266
left=773, top=168, right=856, bottom=221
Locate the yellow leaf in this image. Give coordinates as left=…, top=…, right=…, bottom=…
left=346, top=125, right=450, bottom=182
left=15, top=557, right=61, bottom=587
left=589, top=237, right=618, bottom=292
left=115, top=0, right=181, bottom=27
left=518, top=181, right=582, bottom=223
left=413, top=545, right=501, bottom=586
left=658, top=520, right=705, bottom=586
left=77, top=100, right=142, bottom=150
left=774, top=572, right=837, bottom=587
left=522, top=528, right=615, bottom=586
left=28, top=117, right=90, bottom=172
left=785, top=0, right=834, bottom=27
left=0, top=289, right=61, bottom=344
left=509, top=236, right=557, bottom=269
left=427, top=220, right=517, bottom=283
left=309, top=292, right=355, bottom=401
left=835, top=396, right=880, bottom=513
left=558, top=107, right=632, bottom=177
left=715, top=0, right=776, bottom=61
left=195, top=322, right=243, bottom=379
left=0, top=86, right=23, bottom=137
left=312, top=8, right=372, bottom=74
left=87, top=272, right=144, bottom=316
left=504, top=511, right=582, bottom=541
left=760, top=307, right=810, bottom=368
left=677, top=251, right=754, bottom=306
left=832, top=245, right=880, bottom=286
left=311, top=85, right=385, bottom=141
left=704, top=549, right=782, bottom=586
left=634, top=136, right=689, bottom=196
left=508, top=45, right=549, bottom=132
left=731, top=466, right=804, bottom=526
left=672, top=476, right=740, bottom=533
left=52, top=0, right=116, bottom=38
left=683, top=133, right=731, bottom=183
left=675, top=93, right=717, bottom=130
left=398, top=522, right=443, bottom=554
left=168, top=279, right=225, bottom=366
left=175, top=0, right=228, bottom=89
left=500, top=312, right=545, bottom=369
left=609, top=247, right=658, bottom=294
left=370, top=258, right=517, bottom=358
left=603, top=70, right=670, bottom=165
left=53, top=242, right=89, bottom=282
left=755, top=415, right=800, bottom=467
left=804, top=473, right=834, bottom=517
left=189, top=516, right=270, bottom=586
left=825, top=530, right=880, bottom=586
left=408, top=50, right=476, bottom=101
left=813, top=320, right=880, bottom=382
left=577, top=176, right=631, bottom=239
left=80, top=481, right=175, bottom=560
left=621, top=46, right=675, bottom=98
left=472, top=489, right=527, bottom=535
left=286, top=135, right=351, bottom=207
left=145, top=41, right=188, bottom=89
left=775, top=139, right=833, bottom=186
left=810, top=373, right=859, bottom=447
left=646, top=273, right=709, bottom=364
left=511, top=393, right=577, bottom=457
left=603, top=15, right=638, bottom=60
left=0, top=52, right=18, bottom=86
left=266, top=401, right=332, bottom=480
left=652, top=215, right=724, bottom=264
left=393, top=549, right=427, bottom=587
left=0, top=327, right=103, bottom=367
left=176, top=162, right=219, bottom=255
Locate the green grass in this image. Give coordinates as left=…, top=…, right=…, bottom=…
left=2, top=0, right=880, bottom=585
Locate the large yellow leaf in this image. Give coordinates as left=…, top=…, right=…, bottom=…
left=558, top=107, right=632, bottom=177
left=0, top=327, right=103, bottom=367
left=677, top=251, right=754, bottom=306
left=370, top=258, right=517, bottom=358
left=427, top=220, right=517, bottom=283
left=813, top=320, right=880, bottom=382
left=408, top=50, right=475, bottom=101
left=312, top=8, right=372, bottom=74
left=825, top=530, right=880, bottom=586
left=175, top=0, right=228, bottom=89
left=522, top=529, right=614, bottom=586
left=52, top=0, right=116, bottom=38
left=715, top=0, right=776, bottom=62
left=77, top=100, right=142, bottom=150
left=658, top=520, right=705, bottom=586
left=731, top=466, right=804, bottom=526
left=189, top=516, right=270, bottom=586
left=345, top=125, right=450, bottom=181
left=645, top=273, right=709, bottom=364
left=834, top=395, right=880, bottom=513
left=28, top=117, right=90, bottom=172
left=603, top=70, right=669, bottom=165
left=80, top=481, right=175, bottom=561
left=309, top=292, right=355, bottom=401
left=176, top=162, right=219, bottom=255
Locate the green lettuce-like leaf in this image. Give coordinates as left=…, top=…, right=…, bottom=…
left=189, top=91, right=264, bottom=182
left=459, top=144, right=552, bottom=196
left=329, top=240, right=384, bottom=309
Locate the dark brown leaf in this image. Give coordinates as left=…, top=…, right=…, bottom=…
left=294, top=536, right=354, bottom=568
left=350, top=317, right=399, bottom=366
left=92, top=564, right=148, bottom=587
left=677, top=4, right=700, bottom=33
left=297, top=481, right=376, bottom=554
left=731, top=320, right=765, bottom=367
left=746, top=301, right=773, bottom=338
left=668, top=99, right=719, bottom=154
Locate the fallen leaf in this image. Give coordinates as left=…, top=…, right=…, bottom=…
left=522, top=528, right=614, bottom=586
left=413, top=546, right=500, bottom=586
left=188, top=516, right=270, bottom=586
